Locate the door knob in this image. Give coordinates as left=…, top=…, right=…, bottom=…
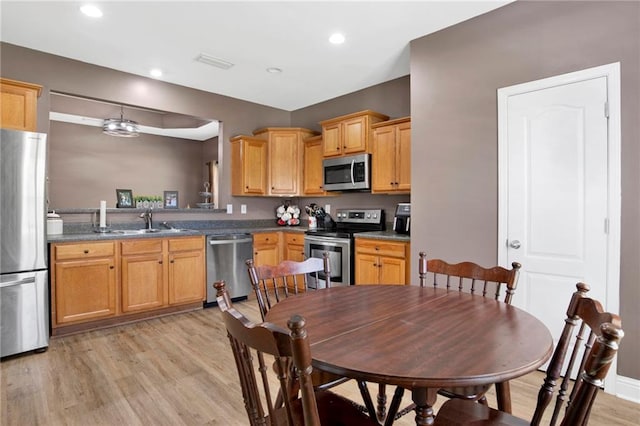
left=509, top=240, right=521, bottom=249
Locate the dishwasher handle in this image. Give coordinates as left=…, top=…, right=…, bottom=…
left=208, top=235, right=253, bottom=245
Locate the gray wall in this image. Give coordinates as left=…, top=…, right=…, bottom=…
left=294, top=76, right=412, bottom=219
left=0, top=42, right=291, bottom=219
left=48, top=121, right=208, bottom=209
left=410, top=1, right=639, bottom=379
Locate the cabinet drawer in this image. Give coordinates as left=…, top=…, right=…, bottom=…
left=55, top=242, right=115, bottom=260
left=285, top=232, right=304, bottom=245
left=121, top=239, right=163, bottom=255
left=356, top=239, right=407, bottom=257
left=253, top=232, right=279, bottom=246
left=168, top=236, right=203, bottom=252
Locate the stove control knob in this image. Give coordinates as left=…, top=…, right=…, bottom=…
left=366, top=213, right=371, bottom=218
left=373, top=214, right=378, bottom=219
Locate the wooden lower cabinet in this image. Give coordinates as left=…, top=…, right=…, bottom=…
left=283, top=232, right=305, bottom=262
left=121, top=239, right=165, bottom=313
left=52, top=241, right=117, bottom=325
left=354, top=238, right=410, bottom=285
left=252, top=231, right=281, bottom=266
left=168, top=238, right=205, bottom=305
left=50, top=236, right=205, bottom=334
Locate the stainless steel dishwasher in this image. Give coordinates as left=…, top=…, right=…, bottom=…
left=205, top=233, right=253, bottom=305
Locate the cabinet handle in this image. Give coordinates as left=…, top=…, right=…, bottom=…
left=375, top=247, right=380, bottom=251
left=109, top=265, right=114, bottom=269
left=159, top=261, right=163, bottom=264
left=84, top=249, right=89, bottom=254
left=170, top=260, right=174, bottom=263
left=390, top=181, right=394, bottom=185
left=245, top=186, right=249, bottom=189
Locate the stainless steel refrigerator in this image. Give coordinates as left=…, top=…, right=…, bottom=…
left=0, top=128, right=49, bottom=357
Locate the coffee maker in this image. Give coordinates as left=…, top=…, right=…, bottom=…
left=393, top=203, right=411, bottom=234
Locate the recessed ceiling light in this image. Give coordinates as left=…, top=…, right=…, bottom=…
left=329, top=33, right=345, bottom=45
left=80, top=4, right=103, bottom=18
left=266, top=67, right=282, bottom=74
left=150, top=68, right=163, bottom=78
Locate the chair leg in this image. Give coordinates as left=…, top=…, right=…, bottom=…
left=357, top=380, right=379, bottom=423
left=495, top=381, right=512, bottom=413
left=384, top=386, right=405, bottom=426
left=377, top=383, right=387, bottom=422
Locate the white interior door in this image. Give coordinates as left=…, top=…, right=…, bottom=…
left=498, top=64, right=621, bottom=392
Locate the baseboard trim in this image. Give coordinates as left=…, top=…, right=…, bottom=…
left=616, top=375, right=640, bottom=403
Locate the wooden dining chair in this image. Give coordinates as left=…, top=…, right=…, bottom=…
left=380, top=252, right=522, bottom=423
left=433, top=282, right=624, bottom=426
left=246, top=253, right=331, bottom=321
left=214, top=280, right=379, bottom=426
left=246, top=254, right=379, bottom=419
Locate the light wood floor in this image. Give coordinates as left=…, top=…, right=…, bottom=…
left=2, top=298, right=638, bottom=425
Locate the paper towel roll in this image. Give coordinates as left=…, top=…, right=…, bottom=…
left=99, top=200, right=107, bottom=228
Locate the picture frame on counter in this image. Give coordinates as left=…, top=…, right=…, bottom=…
left=116, top=189, right=134, bottom=208
left=163, top=190, right=179, bottom=209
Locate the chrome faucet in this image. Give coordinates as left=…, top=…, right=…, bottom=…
left=139, top=208, right=153, bottom=230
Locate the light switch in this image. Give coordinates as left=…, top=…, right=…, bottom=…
left=241, top=204, right=247, bottom=214
left=226, top=204, right=233, bottom=214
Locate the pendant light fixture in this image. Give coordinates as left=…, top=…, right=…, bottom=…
left=103, top=105, right=140, bottom=137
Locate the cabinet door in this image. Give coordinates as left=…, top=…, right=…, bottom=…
left=0, top=78, right=41, bottom=131
left=269, top=130, right=300, bottom=195
left=322, top=123, right=342, bottom=157
left=54, top=258, right=116, bottom=324
left=121, top=253, right=165, bottom=312
left=244, top=139, right=268, bottom=195
left=372, top=125, right=397, bottom=193
left=231, top=137, right=267, bottom=195
left=395, top=122, right=412, bottom=192
left=253, top=233, right=280, bottom=267
left=303, top=136, right=327, bottom=195
left=342, top=116, right=367, bottom=154
left=254, top=244, right=279, bottom=267
left=168, top=250, right=205, bottom=305
left=355, top=253, right=381, bottom=285
left=379, top=256, right=407, bottom=285
left=284, top=233, right=305, bottom=262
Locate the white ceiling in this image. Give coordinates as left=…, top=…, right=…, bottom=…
left=0, top=1, right=511, bottom=111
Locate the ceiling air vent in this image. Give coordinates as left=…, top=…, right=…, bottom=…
left=195, top=53, right=234, bottom=70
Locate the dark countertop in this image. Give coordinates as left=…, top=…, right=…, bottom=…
left=354, top=230, right=411, bottom=242
left=48, top=225, right=411, bottom=243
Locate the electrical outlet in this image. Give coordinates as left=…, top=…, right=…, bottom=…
left=324, top=204, right=331, bottom=214
left=241, top=204, right=247, bottom=214
left=226, top=204, right=233, bottom=214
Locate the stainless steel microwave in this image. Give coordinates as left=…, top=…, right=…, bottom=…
left=323, top=153, right=371, bottom=191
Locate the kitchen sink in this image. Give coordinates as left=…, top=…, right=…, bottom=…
left=111, top=228, right=190, bottom=235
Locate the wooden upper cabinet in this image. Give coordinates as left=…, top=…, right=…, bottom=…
left=0, top=78, right=42, bottom=131
left=372, top=117, right=411, bottom=194
left=319, top=110, right=389, bottom=158
left=253, top=127, right=318, bottom=196
left=230, top=135, right=267, bottom=196
left=303, top=135, right=328, bottom=196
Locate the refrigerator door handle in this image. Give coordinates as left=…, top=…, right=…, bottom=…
left=0, top=276, right=36, bottom=288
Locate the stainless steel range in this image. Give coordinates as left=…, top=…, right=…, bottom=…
left=304, top=208, right=385, bottom=289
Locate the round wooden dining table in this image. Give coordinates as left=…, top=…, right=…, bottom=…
left=265, top=285, right=553, bottom=426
